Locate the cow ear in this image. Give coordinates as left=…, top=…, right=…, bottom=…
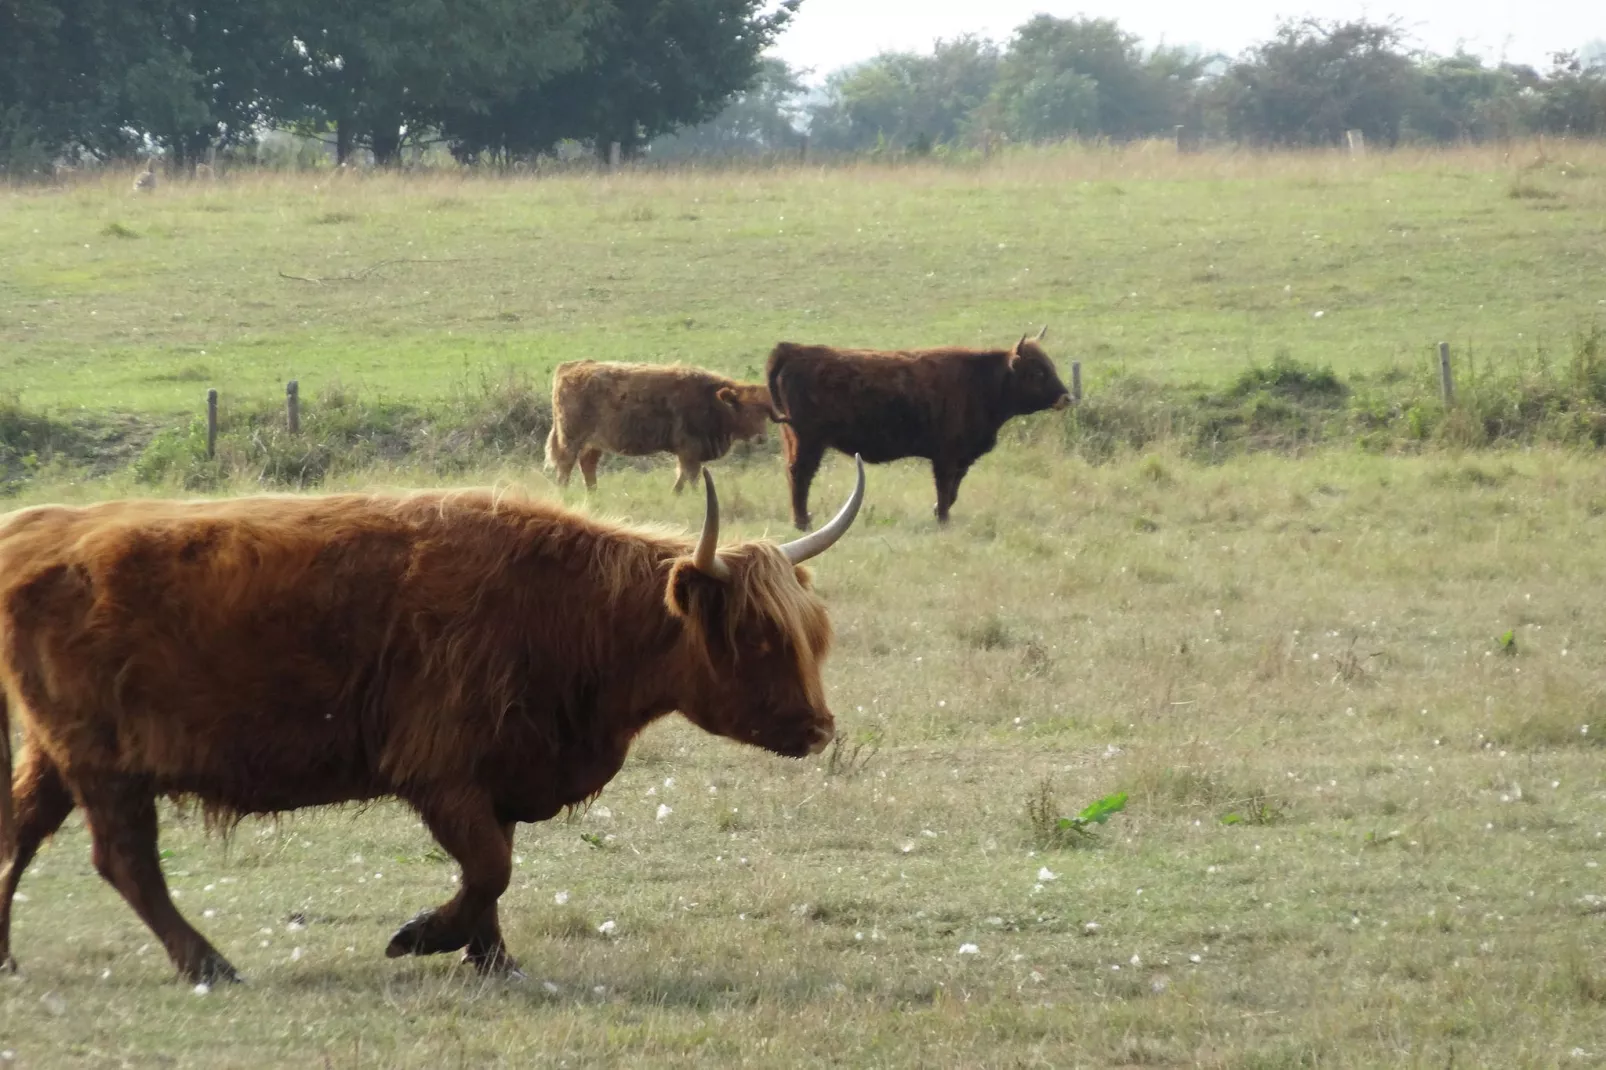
left=666, top=559, right=730, bottom=642
left=716, top=386, right=739, bottom=408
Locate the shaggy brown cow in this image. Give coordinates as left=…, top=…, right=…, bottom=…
left=545, top=361, right=781, bottom=492
left=767, top=328, right=1071, bottom=527
left=0, top=460, right=864, bottom=984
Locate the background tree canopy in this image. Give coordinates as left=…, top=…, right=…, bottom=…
left=2, top=3, right=1603, bottom=174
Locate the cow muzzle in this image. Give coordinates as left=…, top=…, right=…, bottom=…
left=1053, top=393, right=1073, bottom=411
left=806, top=723, right=836, bottom=756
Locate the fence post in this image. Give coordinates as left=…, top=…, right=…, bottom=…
left=608, top=141, right=621, bottom=171
left=206, top=388, right=218, bottom=459
left=1071, top=361, right=1083, bottom=403
left=1346, top=129, right=1365, bottom=157
left=799, top=134, right=810, bottom=164
left=286, top=379, right=300, bottom=433
left=1438, top=342, right=1454, bottom=405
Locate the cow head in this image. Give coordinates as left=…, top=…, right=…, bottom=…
left=665, top=459, right=864, bottom=758
left=716, top=384, right=786, bottom=444
left=1006, top=326, right=1073, bottom=414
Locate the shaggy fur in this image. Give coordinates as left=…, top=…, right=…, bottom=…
left=0, top=488, right=839, bottom=984
left=545, top=360, right=781, bottom=492
left=766, top=338, right=1072, bottom=527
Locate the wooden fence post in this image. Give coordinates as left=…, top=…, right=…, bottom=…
left=799, top=135, right=810, bottom=164
left=286, top=379, right=300, bottom=433
left=1071, top=361, right=1083, bottom=403
left=608, top=141, right=621, bottom=171
left=206, top=388, right=218, bottom=459
left=1438, top=342, right=1454, bottom=405
left=1346, top=129, right=1365, bottom=157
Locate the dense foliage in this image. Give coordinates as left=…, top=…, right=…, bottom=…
left=1, top=0, right=795, bottom=170
left=2, top=3, right=1602, bottom=171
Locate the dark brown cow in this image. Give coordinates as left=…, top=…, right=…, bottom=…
left=767, top=329, right=1071, bottom=527
left=0, top=461, right=864, bottom=984
left=545, top=360, right=781, bottom=492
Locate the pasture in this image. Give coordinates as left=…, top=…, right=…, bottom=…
left=4, top=144, right=1606, bottom=1067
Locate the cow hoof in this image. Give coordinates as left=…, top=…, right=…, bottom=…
left=463, top=946, right=523, bottom=979
left=387, top=908, right=467, bottom=958
left=386, top=909, right=437, bottom=958
left=187, top=952, right=242, bottom=985
left=1, top=952, right=17, bottom=975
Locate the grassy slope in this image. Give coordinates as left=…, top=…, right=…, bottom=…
left=3, top=144, right=1603, bottom=418
left=3, top=146, right=1606, bottom=1068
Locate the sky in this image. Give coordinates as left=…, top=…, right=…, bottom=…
left=768, top=0, right=1602, bottom=82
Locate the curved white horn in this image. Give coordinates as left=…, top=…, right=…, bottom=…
left=1035, top=324, right=1048, bottom=341
left=693, top=470, right=732, bottom=580
left=780, top=455, right=865, bottom=565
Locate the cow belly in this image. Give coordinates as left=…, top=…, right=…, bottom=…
left=806, top=422, right=932, bottom=464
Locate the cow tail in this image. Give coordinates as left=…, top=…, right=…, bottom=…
left=766, top=345, right=793, bottom=423
left=542, top=424, right=562, bottom=471
left=0, top=686, right=12, bottom=867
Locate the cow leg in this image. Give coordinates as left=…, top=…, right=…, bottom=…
left=672, top=456, right=701, bottom=495
left=578, top=449, right=604, bottom=491
left=79, top=781, right=239, bottom=984
left=460, top=821, right=518, bottom=975
left=932, top=460, right=970, bottom=524
left=386, top=791, right=518, bottom=976
left=0, top=742, right=76, bottom=973
left=783, top=431, right=825, bottom=531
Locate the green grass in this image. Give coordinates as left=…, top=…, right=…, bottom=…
left=3, top=142, right=1603, bottom=419
left=5, top=144, right=1606, bottom=1067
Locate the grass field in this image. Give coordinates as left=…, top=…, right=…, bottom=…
left=4, top=144, right=1606, bottom=1068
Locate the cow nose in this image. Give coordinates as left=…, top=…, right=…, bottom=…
left=1053, top=393, right=1072, bottom=411
left=807, top=724, right=835, bottom=756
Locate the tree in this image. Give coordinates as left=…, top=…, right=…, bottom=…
left=277, top=0, right=596, bottom=166
left=1214, top=19, right=1418, bottom=146
left=442, top=0, right=797, bottom=163
left=0, top=0, right=293, bottom=170
left=988, top=16, right=1205, bottom=142
left=807, top=36, right=1000, bottom=153
left=1534, top=51, right=1606, bottom=136
left=1406, top=53, right=1529, bottom=141
left=647, top=57, right=806, bottom=158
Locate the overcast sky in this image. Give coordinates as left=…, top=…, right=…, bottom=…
left=768, top=0, right=1601, bottom=82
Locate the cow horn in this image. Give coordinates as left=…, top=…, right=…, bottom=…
left=1036, top=324, right=1048, bottom=341
left=693, top=470, right=732, bottom=581
left=780, top=455, right=865, bottom=565
left=1016, top=334, right=1027, bottom=352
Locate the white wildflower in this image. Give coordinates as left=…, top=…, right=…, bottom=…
left=957, top=943, right=979, bottom=955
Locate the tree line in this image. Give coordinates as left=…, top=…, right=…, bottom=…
left=3, top=5, right=1603, bottom=174
left=666, top=17, right=1606, bottom=159
left=0, top=0, right=796, bottom=171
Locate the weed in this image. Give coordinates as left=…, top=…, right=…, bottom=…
left=824, top=725, right=883, bottom=778
left=958, top=613, right=1014, bottom=651
left=1508, top=179, right=1559, bottom=200
left=99, top=221, right=139, bottom=239
left=1221, top=790, right=1289, bottom=826
left=1331, top=638, right=1374, bottom=684
left=1026, top=778, right=1128, bottom=849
